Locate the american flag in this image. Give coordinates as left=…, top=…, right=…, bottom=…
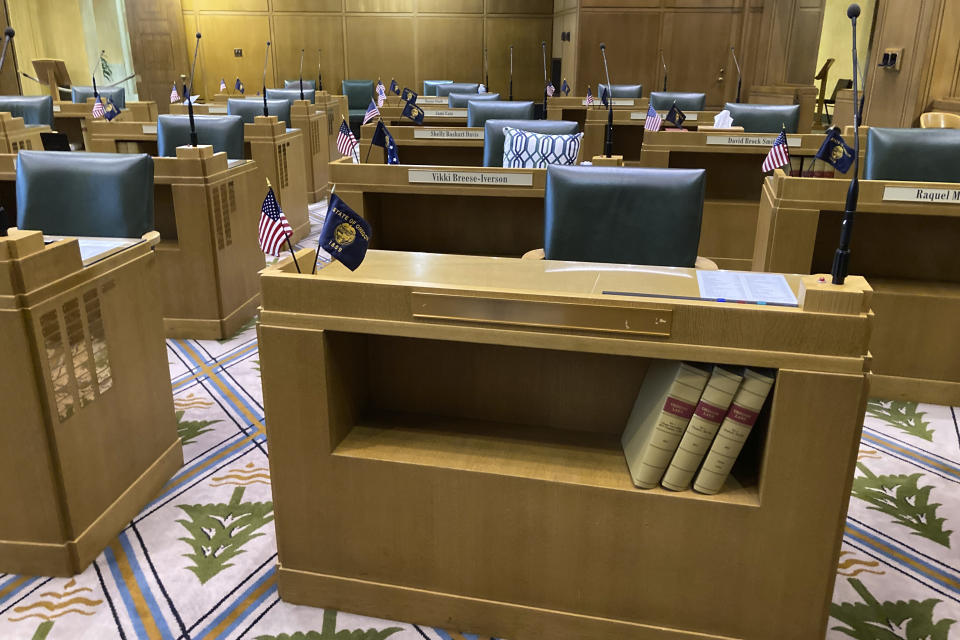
left=363, top=99, right=379, bottom=125
left=170, top=83, right=180, bottom=103
left=337, top=119, right=360, bottom=161
left=585, top=86, right=594, bottom=106
left=219, top=78, right=227, bottom=92
left=258, top=187, right=293, bottom=257
left=644, top=103, right=662, bottom=132
left=546, top=82, right=555, bottom=97
left=92, top=97, right=105, bottom=118
left=761, top=130, right=790, bottom=173
left=376, top=80, right=387, bottom=107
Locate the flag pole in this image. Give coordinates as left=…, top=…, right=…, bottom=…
left=267, top=177, right=301, bottom=273
left=312, top=184, right=335, bottom=274
left=363, top=117, right=381, bottom=164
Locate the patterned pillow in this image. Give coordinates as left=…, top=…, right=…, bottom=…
left=502, top=127, right=583, bottom=168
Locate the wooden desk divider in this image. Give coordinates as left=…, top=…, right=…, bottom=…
left=243, top=115, right=310, bottom=241
left=580, top=107, right=719, bottom=163
left=748, top=84, right=819, bottom=133
left=314, top=92, right=350, bottom=161
left=290, top=100, right=331, bottom=201
left=258, top=248, right=872, bottom=640
left=0, top=229, right=181, bottom=576
left=755, top=169, right=960, bottom=405
left=330, top=157, right=545, bottom=256
left=0, top=112, right=50, bottom=153
left=359, top=122, right=484, bottom=166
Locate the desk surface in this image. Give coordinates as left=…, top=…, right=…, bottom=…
left=43, top=235, right=143, bottom=266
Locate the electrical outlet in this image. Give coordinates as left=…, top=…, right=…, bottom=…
left=234, top=48, right=243, bottom=58
left=880, top=47, right=903, bottom=70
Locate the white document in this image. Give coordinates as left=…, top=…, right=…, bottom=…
left=696, top=271, right=797, bottom=306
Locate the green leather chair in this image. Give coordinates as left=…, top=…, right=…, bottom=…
left=864, top=127, right=960, bottom=183
left=598, top=83, right=643, bottom=99
left=437, top=83, right=480, bottom=97
left=267, top=88, right=315, bottom=106
left=72, top=86, right=126, bottom=108
left=227, top=98, right=291, bottom=125
left=467, top=100, right=535, bottom=128
left=342, top=80, right=374, bottom=130
left=543, top=165, right=705, bottom=267
left=423, top=80, right=453, bottom=96
left=449, top=92, right=500, bottom=108
left=16, top=151, right=154, bottom=238
left=649, top=92, right=706, bottom=111
left=284, top=80, right=316, bottom=92
left=483, top=119, right=578, bottom=167
left=157, top=115, right=244, bottom=159
left=0, top=95, right=54, bottom=127
left=724, top=103, right=799, bottom=133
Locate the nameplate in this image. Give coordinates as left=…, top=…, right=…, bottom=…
left=883, top=186, right=960, bottom=204
left=416, top=96, right=449, bottom=105
left=706, top=135, right=801, bottom=147
left=408, top=169, right=532, bottom=186
left=582, top=98, right=633, bottom=106
left=208, top=106, right=228, bottom=114
left=142, top=124, right=158, bottom=134
left=631, top=111, right=699, bottom=121
left=413, top=129, right=483, bottom=139
left=421, top=109, right=466, bottom=118
left=53, top=105, right=61, bottom=112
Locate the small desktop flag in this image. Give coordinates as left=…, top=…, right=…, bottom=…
left=665, top=102, right=686, bottom=128
left=92, top=97, right=105, bottom=118
left=318, top=194, right=371, bottom=271
left=546, top=81, right=555, bottom=97
left=170, top=83, right=180, bottom=103
left=363, top=99, right=380, bottom=125
left=104, top=98, right=121, bottom=121
left=561, top=78, right=570, bottom=96
left=643, top=103, right=662, bottom=132
left=371, top=120, right=399, bottom=165
left=600, top=86, right=609, bottom=107
left=235, top=78, right=245, bottom=94
left=389, top=79, right=400, bottom=95
left=376, top=79, right=387, bottom=107
left=401, top=87, right=417, bottom=104
left=401, top=100, right=424, bottom=125
left=585, top=86, right=594, bottom=106
left=219, top=78, right=227, bottom=92
left=258, top=187, right=293, bottom=257
left=337, top=119, right=360, bottom=163
left=761, top=129, right=791, bottom=173
left=815, top=126, right=854, bottom=174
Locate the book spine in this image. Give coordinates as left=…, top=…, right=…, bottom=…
left=661, top=369, right=742, bottom=492
left=693, top=370, right=775, bottom=495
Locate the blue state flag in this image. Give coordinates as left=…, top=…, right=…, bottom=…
left=665, top=102, right=686, bottom=128
left=235, top=78, right=245, bottom=94
left=371, top=120, right=399, bottom=164
left=103, top=97, right=122, bottom=121
left=401, top=100, right=424, bottom=125
left=319, top=194, right=371, bottom=271
left=561, top=78, right=570, bottom=96
left=815, top=126, right=855, bottom=174
left=401, top=87, right=417, bottom=104
left=600, top=86, right=609, bottom=107
left=389, top=79, right=400, bottom=95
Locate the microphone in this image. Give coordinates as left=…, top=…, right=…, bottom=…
left=509, top=44, right=513, bottom=101
left=599, top=42, right=613, bottom=157
left=0, top=27, right=14, bottom=85
left=659, top=50, right=667, bottom=92
left=186, top=32, right=201, bottom=146
left=541, top=40, right=548, bottom=119
left=831, top=3, right=861, bottom=285
left=483, top=47, right=488, bottom=90
left=298, top=48, right=305, bottom=100
left=262, top=41, right=271, bottom=117
left=317, top=48, right=323, bottom=91
left=731, top=46, right=742, bottom=103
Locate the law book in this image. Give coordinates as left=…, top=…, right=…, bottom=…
left=693, top=368, right=776, bottom=495
left=660, top=366, right=744, bottom=492
left=621, top=361, right=711, bottom=489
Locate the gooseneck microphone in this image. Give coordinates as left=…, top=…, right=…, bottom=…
left=731, top=47, right=742, bottom=103
left=317, top=49, right=323, bottom=91
left=541, top=40, right=548, bottom=118
left=660, top=50, right=668, bottom=92
left=298, top=48, right=305, bottom=100
left=261, top=41, right=272, bottom=116
left=599, top=42, right=613, bottom=157
left=508, top=44, right=514, bottom=101
left=483, top=47, right=489, bottom=90
left=831, top=3, right=862, bottom=285
left=186, top=33, right=201, bottom=146
left=0, top=28, right=14, bottom=80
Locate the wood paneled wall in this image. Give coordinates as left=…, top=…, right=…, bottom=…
left=180, top=0, right=554, bottom=101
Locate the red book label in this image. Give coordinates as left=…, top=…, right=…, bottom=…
left=663, top=396, right=696, bottom=419
left=727, top=403, right=760, bottom=426
left=695, top=401, right=725, bottom=422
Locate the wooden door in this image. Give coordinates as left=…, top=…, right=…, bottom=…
left=123, top=0, right=189, bottom=113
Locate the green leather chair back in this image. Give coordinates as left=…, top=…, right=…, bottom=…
left=227, top=98, right=291, bottom=125
left=342, top=80, right=374, bottom=110
left=437, top=83, right=480, bottom=97
left=483, top=119, right=578, bottom=167
left=284, top=79, right=316, bottom=92
left=0, top=95, right=54, bottom=127
left=267, top=88, right=315, bottom=106
left=423, top=80, right=453, bottom=96
left=864, top=127, right=960, bottom=183
left=467, top=100, right=535, bottom=128
left=157, top=115, right=244, bottom=159
left=724, top=103, right=799, bottom=133
left=72, top=86, right=126, bottom=108
left=649, top=92, right=706, bottom=111
left=544, top=165, right=705, bottom=267
left=16, top=151, right=154, bottom=238
left=449, top=92, right=500, bottom=108
left=598, top=83, right=643, bottom=99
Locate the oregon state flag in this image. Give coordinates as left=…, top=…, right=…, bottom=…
left=815, top=126, right=854, bottom=174
left=319, top=194, right=371, bottom=271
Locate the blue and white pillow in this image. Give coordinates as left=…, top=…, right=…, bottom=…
left=502, top=127, right=583, bottom=168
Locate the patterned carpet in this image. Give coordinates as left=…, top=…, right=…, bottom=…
left=1, top=204, right=958, bottom=639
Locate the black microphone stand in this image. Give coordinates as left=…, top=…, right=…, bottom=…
left=600, top=43, right=613, bottom=158
left=731, top=47, right=742, bottom=103
left=541, top=41, right=548, bottom=119
left=186, top=33, right=201, bottom=147
left=508, top=45, right=513, bottom=101
left=298, top=48, right=305, bottom=101
left=262, top=41, right=271, bottom=117
left=660, top=50, right=667, bottom=92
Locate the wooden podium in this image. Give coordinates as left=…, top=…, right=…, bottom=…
left=32, top=59, right=70, bottom=101
left=259, top=249, right=871, bottom=640
left=359, top=123, right=484, bottom=166
left=0, top=112, right=50, bottom=153
left=0, top=230, right=181, bottom=576
left=754, top=169, right=960, bottom=405
left=289, top=100, right=330, bottom=201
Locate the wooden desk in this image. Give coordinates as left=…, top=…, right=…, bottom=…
left=330, top=158, right=544, bottom=256
left=581, top=108, right=719, bottom=163
left=0, top=229, right=181, bottom=576
left=754, top=170, right=960, bottom=404
left=378, top=100, right=468, bottom=127
left=640, top=131, right=860, bottom=270
left=0, top=112, right=50, bottom=153
left=53, top=100, right=158, bottom=151
left=87, top=119, right=159, bottom=155
left=259, top=248, right=871, bottom=640
left=547, top=95, right=644, bottom=130
left=359, top=123, right=484, bottom=166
